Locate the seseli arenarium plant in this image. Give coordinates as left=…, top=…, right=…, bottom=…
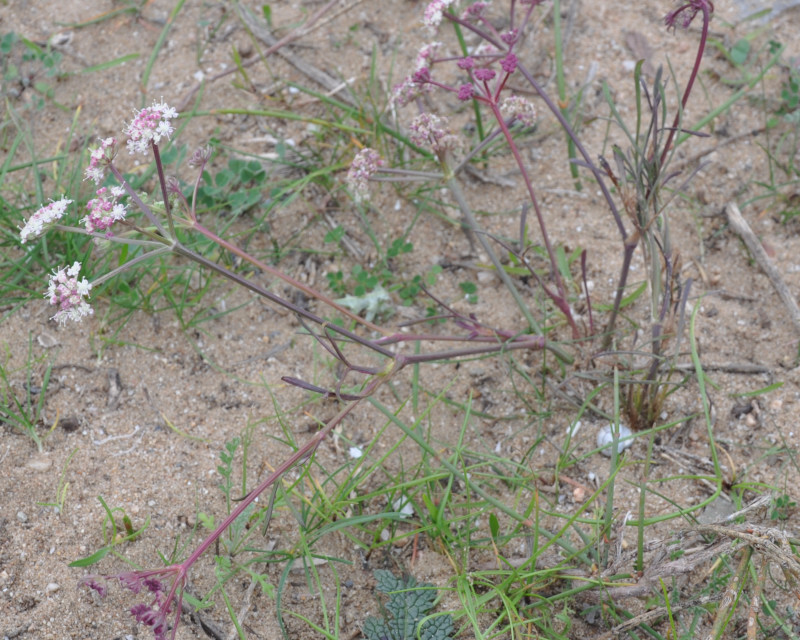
left=17, top=0, right=720, bottom=637
left=23, top=98, right=550, bottom=638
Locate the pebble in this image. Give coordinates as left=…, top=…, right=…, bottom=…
left=26, top=457, right=52, bottom=472
left=17, top=511, right=28, bottom=523
left=596, top=423, right=633, bottom=457
left=45, top=582, right=60, bottom=594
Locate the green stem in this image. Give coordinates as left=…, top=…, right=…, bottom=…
left=552, top=0, right=581, bottom=189
left=444, top=168, right=541, bottom=334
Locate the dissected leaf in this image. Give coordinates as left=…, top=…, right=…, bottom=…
left=364, top=616, right=392, bottom=640
left=420, top=615, right=455, bottom=640
left=365, top=570, right=453, bottom=640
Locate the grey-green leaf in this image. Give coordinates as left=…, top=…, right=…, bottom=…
left=420, top=615, right=454, bottom=640
left=363, top=616, right=392, bottom=640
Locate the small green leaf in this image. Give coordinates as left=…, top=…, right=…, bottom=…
left=324, top=225, right=345, bottom=243
left=730, top=381, right=783, bottom=398
left=489, top=513, right=499, bottom=542
left=69, top=545, right=110, bottom=567
left=198, top=512, right=215, bottom=529
left=261, top=4, right=272, bottom=27
left=730, top=39, right=750, bottom=65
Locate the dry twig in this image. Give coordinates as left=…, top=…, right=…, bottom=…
left=726, top=202, right=800, bottom=334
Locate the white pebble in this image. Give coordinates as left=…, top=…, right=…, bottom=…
left=348, top=446, right=363, bottom=459
left=596, top=423, right=633, bottom=457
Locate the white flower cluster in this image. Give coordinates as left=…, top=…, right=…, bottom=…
left=500, top=95, right=537, bottom=128
left=85, top=137, right=117, bottom=184
left=123, top=100, right=178, bottom=155
left=19, top=198, right=72, bottom=244
left=46, top=261, right=92, bottom=325
left=346, top=148, right=383, bottom=203
left=423, top=0, right=454, bottom=31
left=82, top=186, right=128, bottom=236
left=409, top=112, right=460, bottom=153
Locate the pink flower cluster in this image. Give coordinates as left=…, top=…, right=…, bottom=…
left=83, top=570, right=176, bottom=640
left=415, top=42, right=442, bottom=70
left=82, top=186, right=128, bottom=236
left=46, top=261, right=92, bottom=325
left=123, top=100, right=178, bottom=155
left=461, top=2, right=489, bottom=21
left=346, top=148, right=384, bottom=202
left=85, top=137, right=117, bottom=184
left=409, top=112, right=460, bottom=153
left=664, top=0, right=713, bottom=31
left=19, top=198, right=72, bottom=244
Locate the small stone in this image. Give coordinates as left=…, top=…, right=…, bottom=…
left=37, top=332, right=59, bottom=348
left=26, top=457, right=52, bottom=472
left=45, top=582, right=60, bottom=594
left=572, top=486, right=586, bottom=502
left=17, top=511, right=28, bottom=523
left=596, top=423, right=633, bottom=457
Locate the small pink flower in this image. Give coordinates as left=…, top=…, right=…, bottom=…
left=189, top=145, right=212, bottom=168
left=474, top=68, right=496, bottom=81
left=413, top=67, right=431, bottom=84
left=457, top=84, right=474, bottom=101
left=409, top=112, right=460, bottom=153
left=130, top=603, right=169, bottom=640
left=20, top=198, right=72, bottom=243
left=46, top=262, right=92, bottom=325
left=473, top=41, right=501, bottom=57
left=392, top=76, right=428, bottom=107
left=500, top=29, right=519, bottom=45
left=346, top=148, right=384, bottom=202
left=415, top=42, right=442, bottom=70
left=80, top=576, right=108, bottom=598
left=82, top=186, right=128, bottom=236
left=462, top=2, right=489, bottom=21
left=84, top=137, right=117, bottom=184
left=457, top=57, right=475, bottom=70
left=665, top=0, right=713, bottom=31
left=500, top=95, right=537, bottom=127
left=423, top=0, right=454, bottom=31
left=124, top=100, right=178, bottom=155
left=500, top=53, right=518, bottom=74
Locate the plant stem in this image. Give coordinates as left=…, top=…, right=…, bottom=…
left=552, top=0, right=582, bottom=189
left=444, top=168, right=542, bottom=334
left=488, top=101, right=578, bottom=336
left=189, top=220, right=390, bottom=335
left=659, top=3, right=711, bottom=166
left=151, top=142, right=177, bottom=240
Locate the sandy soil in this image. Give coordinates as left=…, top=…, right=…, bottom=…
left=2, top=1, right=800, bottom=639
